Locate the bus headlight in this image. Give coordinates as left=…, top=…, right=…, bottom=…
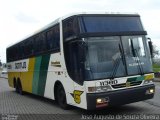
left=149, top=89, right=154, bottom=93
left=88, top=85, right=112, bottom=92
left=96, top=97, right=110, bottom=108
left=97, top=98, right=103, bottom=104
left=96, top=97, right=109, bottom=104
left=146, top=88, right=155, bottom=95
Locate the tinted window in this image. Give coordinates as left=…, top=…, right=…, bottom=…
left=7, top=47, right=14, bottom=62
left=19, top=42, right=25, bottom=58
left=35, top=33, right=46, bottom=54
left=63, top=17, right=79, bottom=40
left=7, top=24, right=60, bottom=62
left=14, top=46, right=18, bottom=60
left=79, top=16, right=144, bottom=33
left=47, top=24, right=60, bottom=51
left=24, top=39, right=34, bottom=57
left=64, top=41, right=84, bottom=83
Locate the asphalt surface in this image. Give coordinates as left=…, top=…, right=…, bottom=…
left=0, top=77, right=160, bottom=120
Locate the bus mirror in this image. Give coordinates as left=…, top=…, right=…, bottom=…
left=147, top=38, right=153, bottom=58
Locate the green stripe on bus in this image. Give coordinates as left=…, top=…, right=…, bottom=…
left=127, top=77, right=137, bottom=82
left=127, top=76, right=144, bottom=82
left=136, top=76, right=144, bottom=81
left=32, top=56, right=42, bottom=94
left=37, top=54, right=50, bottom=96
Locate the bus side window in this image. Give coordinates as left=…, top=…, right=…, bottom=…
left=47, top=29, right=54, bottom=51
left=47, top=24, right=60, bottom=52
left=29, top=39, right=34, bottom=56
left=35, top=33, right=46, bottom=55
left=15, top=46, right=19, bottom=60
left=9, top=47, right=13, bottom=61
left=19, top=43, right=24, bottom=59
left=63, top=17, right=79, bottom=41
left=19, top=42, right=25, bottom=59
left=24, top=40, right=29, bottom=57
left=54, top=25, right=60, bottom=51
left=40, top=33, right=46, bottom=52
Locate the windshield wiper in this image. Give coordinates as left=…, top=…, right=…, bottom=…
left=110, top=44, right=127, bottom=79
left=130, top=39, right=144, bottom=75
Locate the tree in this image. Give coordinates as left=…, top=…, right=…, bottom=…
left=152, top=44, right=160, bottom=65
left=152, top=45, right=159, bottom=58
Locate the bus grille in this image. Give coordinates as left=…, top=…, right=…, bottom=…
left=111, top=81, right=142, bottom=89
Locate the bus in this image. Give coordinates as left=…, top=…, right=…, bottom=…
left=6, top=13, right=155, bottom=110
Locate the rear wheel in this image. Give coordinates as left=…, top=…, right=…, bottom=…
left=13, top=78, right=16, bottom=88
left=16, top=79, right=23, bottom=95
left=15, top=82, right=19, bottom=93
left=56, top=85, right=69, bottom=109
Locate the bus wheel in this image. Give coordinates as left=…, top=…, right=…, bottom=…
left=13, top=78, right=17, bottom=88
left=15, top=82, right=19, bottom=93
left=56, top=85, right=69, bottom=109
left=16, top=79, right=23, bottom=95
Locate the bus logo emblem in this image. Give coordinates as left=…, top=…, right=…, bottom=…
left=70, top=90, right=83, bottom=104
left=126, top=82, right=131, bottom=87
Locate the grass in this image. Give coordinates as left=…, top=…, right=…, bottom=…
left=153, top=63, right=160, bottom=72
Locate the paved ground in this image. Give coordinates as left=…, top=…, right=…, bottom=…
left=0, top=77, right=160, bottom=120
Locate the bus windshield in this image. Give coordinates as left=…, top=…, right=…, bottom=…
left=64, top=36, right=153, bottom=81
left=83, top=36, right=152, bottom=80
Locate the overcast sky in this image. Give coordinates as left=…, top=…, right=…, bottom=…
left=0, top=0, right=160, bottom=62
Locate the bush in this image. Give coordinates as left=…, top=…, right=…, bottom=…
left=153, top=63, right=160, bottom=72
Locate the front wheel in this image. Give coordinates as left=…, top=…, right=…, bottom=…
left=56, top=85, right=69, bottom=109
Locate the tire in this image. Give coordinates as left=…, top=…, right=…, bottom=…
left=15, top=82, right=19, bottom=93
left=13, top=78, right=16, bottom=88
left=56, top=85, right=69, bottom=109
left=16, top=80, right=23, bottom=95
left=18, top=83, right=23, bottom=95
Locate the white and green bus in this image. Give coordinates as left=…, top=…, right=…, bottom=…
left=7, top=13, right=155, bottom=110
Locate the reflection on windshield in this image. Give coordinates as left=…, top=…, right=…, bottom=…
left=84, top=37, right=126, bottom=80
left=122, top=36, right=146, bottom=57
left=122, top=36, right=152, bottom=76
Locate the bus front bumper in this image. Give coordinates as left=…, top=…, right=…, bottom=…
left=86, top=84, right=155, bottom=110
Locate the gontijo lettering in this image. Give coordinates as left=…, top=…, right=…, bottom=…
left=15, top=62, right=26, bottom=69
